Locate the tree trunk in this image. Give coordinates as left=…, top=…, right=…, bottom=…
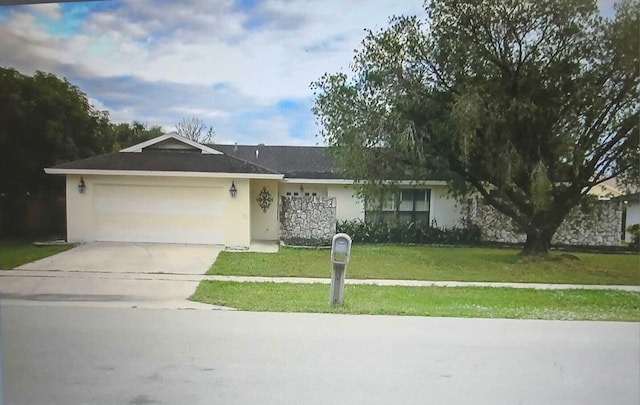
left=520, top=205, right=571, bottom=256
left=522, top=231, right=553, bottom=256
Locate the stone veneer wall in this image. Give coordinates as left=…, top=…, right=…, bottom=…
left=280, top=196, right=337, bottom=243
left=474, top=199, right=622, bottom=246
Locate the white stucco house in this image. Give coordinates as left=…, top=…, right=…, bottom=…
left=45, top=133, right=462, bottom=247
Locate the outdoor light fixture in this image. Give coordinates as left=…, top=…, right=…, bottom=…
left=300, top=184, right=304, bottom=194
left=229, top=181, right=237, bottom=198
left=78, top=177, right=86, bottom=194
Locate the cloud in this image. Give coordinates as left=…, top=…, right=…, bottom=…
left=0, top=0, right=425, bottom=145
left=172, top=107, right=229, bottom=119
left=29, top=3, right=61, bottom=19
left=4, top=0, right=423, bottom=100
left=226, top=96, right=317, bottom=146
left=70, top=73, right=315, bottom=145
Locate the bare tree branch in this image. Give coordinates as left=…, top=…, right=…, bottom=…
left=175, top=117, right=215, bottom=144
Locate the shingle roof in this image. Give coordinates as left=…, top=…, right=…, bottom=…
left=210, top=144, right=341, bottom=179
left=50, top=141, right=444, bottom=181
left=51, top=151, right=278, bottom=175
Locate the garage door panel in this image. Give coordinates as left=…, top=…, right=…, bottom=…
left=94, top=213, right=218, bottom=228
left=95, top=186, right=223, bottom=216
left=93, top=184, right=224, bottom=244
left=95, top=222, right=223, bottom=244
left=95, top=198, right=223, bottom=216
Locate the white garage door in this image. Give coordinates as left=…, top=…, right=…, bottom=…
left=93, top=184, right=224, bottom=244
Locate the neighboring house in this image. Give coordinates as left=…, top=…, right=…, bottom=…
left=46, top=133, right=462, bottom=247
left=587, top=178, right=624, bottom=200
left=587, top=178, right=639, bottom=242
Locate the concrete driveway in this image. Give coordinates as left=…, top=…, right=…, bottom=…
left=17, top=242, right=222, bottom=274
left=1, top=242, right=224, bottom=309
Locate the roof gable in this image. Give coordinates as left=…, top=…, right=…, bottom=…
left=120, top=132, right=221, bottom=154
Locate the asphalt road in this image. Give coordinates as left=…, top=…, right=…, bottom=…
left=1, top=303, right=639, bottom=405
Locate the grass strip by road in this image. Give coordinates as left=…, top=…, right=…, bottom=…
left=0, top=241, right=73, bottom=269
left=190, top=281, right=640, bottom=322
left=209, top=245, right=640, bottom=285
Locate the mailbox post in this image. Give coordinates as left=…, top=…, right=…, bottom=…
left=330, top=233, right=352, bottom=306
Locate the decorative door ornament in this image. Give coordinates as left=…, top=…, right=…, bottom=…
left=257, top=186, right=273, bottom=213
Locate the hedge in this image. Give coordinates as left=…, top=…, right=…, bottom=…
left=336, top=219, right=481, bottom=245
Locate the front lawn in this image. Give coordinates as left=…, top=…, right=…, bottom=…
left=0, top=240, right=72, bottom=269
left=190, top=281, right=640, bottom=321
left=209, top=245, right=640, bottom=285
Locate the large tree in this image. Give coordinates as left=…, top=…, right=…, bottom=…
left=0, top=67, right=112, bottom=197
left=110, top=121, right=164, bottom=150
left=0, top=67, right=128, bottom=236
left=313, top=0, right=639, bottom=255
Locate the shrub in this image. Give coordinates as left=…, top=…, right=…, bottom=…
left=337, top=219, right=481, bottom=245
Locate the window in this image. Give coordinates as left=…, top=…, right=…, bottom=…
left=365, top=188, right=430, bottom=224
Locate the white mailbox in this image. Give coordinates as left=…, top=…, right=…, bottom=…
left=329, top=233, right=352, bottom=306
left=331, top=233, right=352, bottom=265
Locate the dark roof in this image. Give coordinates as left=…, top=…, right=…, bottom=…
left=51, top=151, right=278, bottom=175
left=51, top=141, right=444, bottom=181
left=210, top=144, right=341, bottom=179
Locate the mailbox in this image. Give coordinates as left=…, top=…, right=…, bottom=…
left=329, top=233, right=352, bottom=306
left=331, top=233, right=352, bottom=265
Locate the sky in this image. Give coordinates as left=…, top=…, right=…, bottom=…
left=0, top=0, right=617, bottom=146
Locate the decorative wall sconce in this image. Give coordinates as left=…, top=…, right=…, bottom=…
left=257, top=186, right=273, bottom=212
left=229, top=181, right=237, bottom=198
left=78, top=177, right=86, bottom=194
left=300, top=184, right=304, bottom=194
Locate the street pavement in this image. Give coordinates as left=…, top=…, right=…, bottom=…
left=1, top=303, right=639, bottom=405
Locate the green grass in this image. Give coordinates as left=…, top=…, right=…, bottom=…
left=0, top=241, right=73, bottom=269
left=190, top=281, right=640, bottom=321
left=208, top=245, right=640, bottom=285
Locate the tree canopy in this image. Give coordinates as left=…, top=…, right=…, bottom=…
left=111, top=121, right=164, bottom=151
left=0, top=67, right=112, bottom=196
left=313, top=0, right=639, bottom=255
